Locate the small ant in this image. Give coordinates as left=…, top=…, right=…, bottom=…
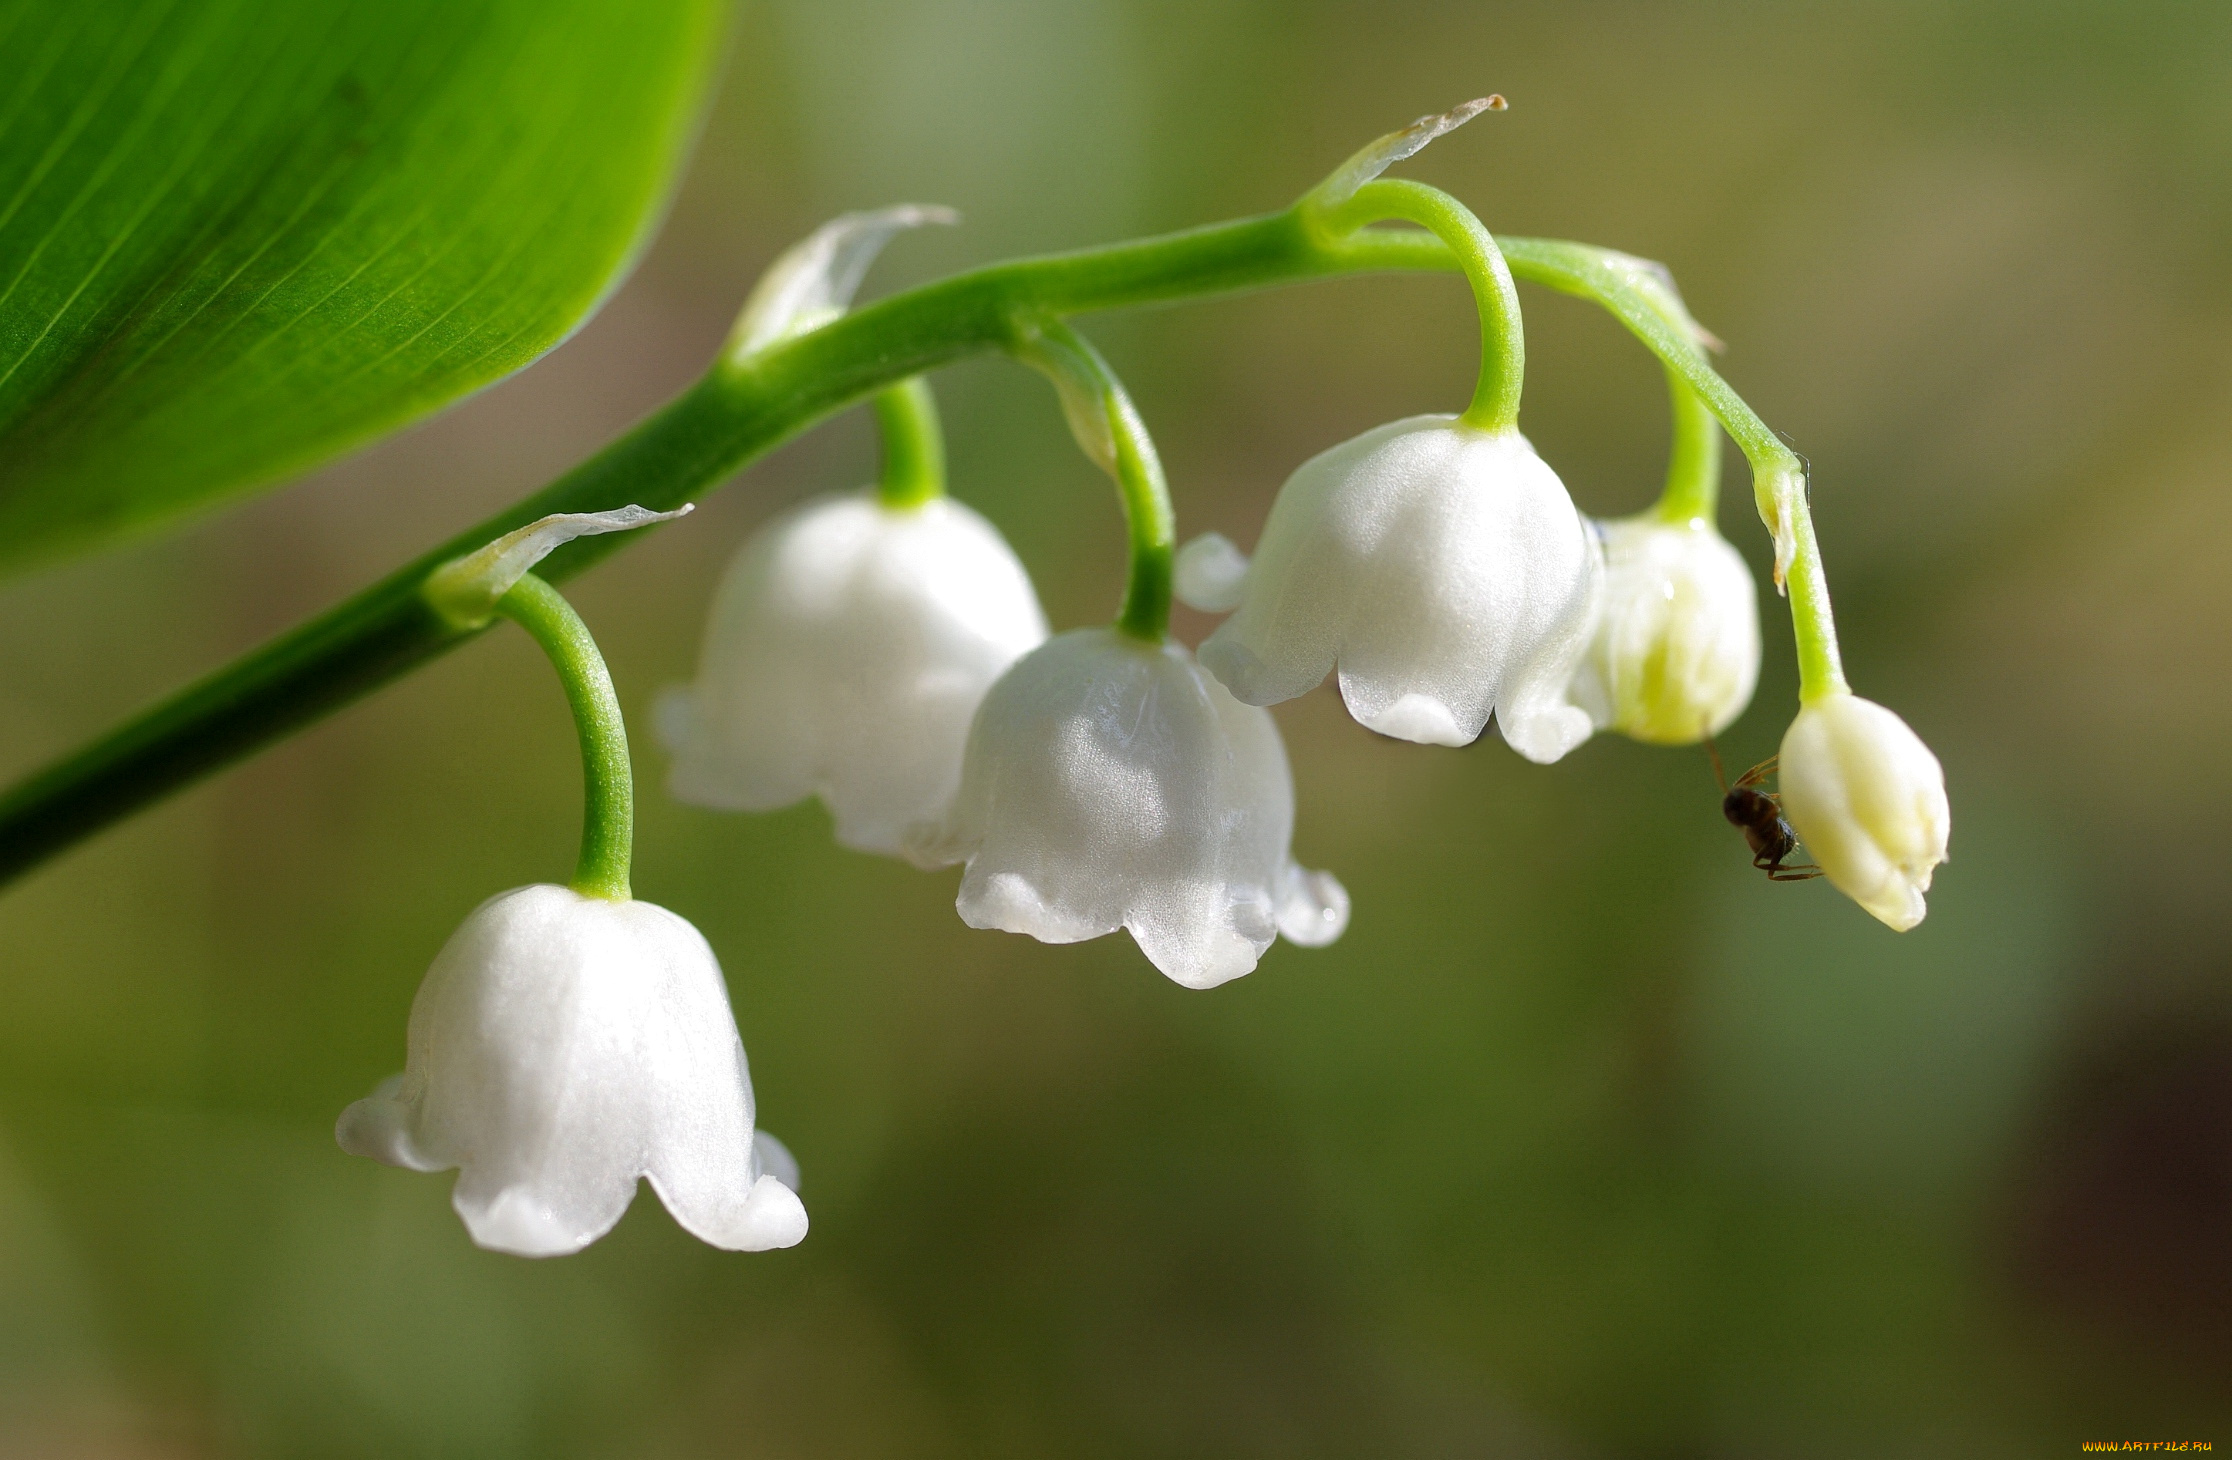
left=1705, top=738, right=1822, bottom=882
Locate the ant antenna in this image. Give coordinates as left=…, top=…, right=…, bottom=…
left=1703, top=735, right=1729, bottom=793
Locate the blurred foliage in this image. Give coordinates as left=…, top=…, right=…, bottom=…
left=2, top=0, right=2229, bottom=1454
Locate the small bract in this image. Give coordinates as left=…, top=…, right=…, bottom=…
left=907, top=628, right=1348, bottom=989
left=662, top=491, right=1048, bottom=859
left=337, top=884, right=806, bottom=1257
left=1569, top=514, right=1760, bottom=745
left=1777, top=693, right=1951, bottom=931
left=1199, top=416, right=1600, bottom=761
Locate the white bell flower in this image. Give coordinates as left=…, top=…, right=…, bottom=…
left=1198, top=415, right=1601, bottom=762
left=1776, top=693, right=1951, bottom=931
left=1568, top=514, right=1760, bottom=745
left=661, top=490, right=1048, bottom=859
left=338, top=884, right=807, bottom=1258
left=907, top=628, right=1349, bottom=989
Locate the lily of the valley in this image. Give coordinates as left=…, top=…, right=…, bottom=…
left=907, top=628, right=1348, bottom=989
left=338, top=885, right=806, bottom=1257
left=1202, top=120, right=1603, bottom=759
left=662, top=490, right=1046, bottom=857
left=669, top=207, right=1045, bottom=856
left=344, top=511, right=804, bottom=1257
left=1777, top=692, right=1950, bottom=931
left=1568, top=513, right=1759, bottom=745
left=1199, top=416, right=1601, bottom=761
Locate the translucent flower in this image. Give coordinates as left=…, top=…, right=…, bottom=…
left=1568, top=514, right=1760, bottom=745
left=1777, top=693, right=1951, bottom=931
left=338, top=884, right=806, bottom=1257
left=907, top=628, right=1349, bottom=988
left=1198, top=416, right=1601, bottom=761
left=661, top=491, right=1047, bottom=858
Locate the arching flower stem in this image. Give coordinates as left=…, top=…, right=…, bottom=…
left=1311, top=179, right=1524, bottom=433
left=493, top=573, right=634, bottom=901
left=872, top=376, right=946, bottom=510
left=1653, top=371, right=1723, bottom=527
left=0, top=184, right=1845, bottom=881
left=1338, top=232, right=1848, bottom=703
left=1014, top=319, right=1175, bottom=643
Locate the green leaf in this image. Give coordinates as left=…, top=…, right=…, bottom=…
left=0, top=0, right=727, bottom=573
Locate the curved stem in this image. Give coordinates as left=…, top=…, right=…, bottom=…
left=1653, top=370, right=1722, bottom=525
left=872, top=376, right=944, bottom=509
left=1318, top=178, right=1524, bottom=431
left=1344, top=232, right=1847, bottom=701
left=493, top=574, right=632, bottom=901
left=1015, top=319, right=1173, bottom=642
left=0, top=209, right=1815, bottom=886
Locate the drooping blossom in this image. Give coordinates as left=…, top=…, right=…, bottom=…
left=662, top=491, right=1046, bottom=857
left=1199, top=416, right=1600, bottom=762
left=1568, top=513, right=1759, bottom=745
left=339, top=884, right=806, bottom=1257
left=907, top=628, right=1348, bottom=988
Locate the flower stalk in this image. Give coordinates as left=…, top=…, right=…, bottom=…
left=0, top=162, right=1830, bottom=887
left=494, top=573, right=634, bottom=902
left=1015, top=318, right=1175, bottom=643
left=1313, top=178, right=1525, bottom=432
left=872, top=376, right=946, bottom=510
left=1653, top=373, right=1723, bottom=526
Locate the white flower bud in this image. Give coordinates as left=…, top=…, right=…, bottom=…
left=1198, top=416, right=1600, bottom=762
left=1568, top=514, right=1760, bottom=745
left=338, top=885, right=805, bottom=1257
left=662, top=491, right=1047, bottom=859
left=1777, top=693, right=1951, bottom=931
left=907, top=628, right=1348, bottom=989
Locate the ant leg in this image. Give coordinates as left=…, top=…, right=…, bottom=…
left=1753, top=848, right=1825, bottom=880
left=1733, top=755, right=1779, bottom=792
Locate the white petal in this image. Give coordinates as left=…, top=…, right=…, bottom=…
left=1275, top=863, right=1350, bottom=947
left=337, top=885, right=804, bottom=1256
left=666, top=492, right=1047, bottom=859
left=917, top=629, right=1345, bottom=986
left=1348, top=690, right=1469, bottom=748
left=1173, top=532, right=1250, bottom=612
left=752, top=1130, right=802, bottom=1193
left=334, top=1074, right=442, bottom=1172
left=1202, top=417, right=1600, bottom=759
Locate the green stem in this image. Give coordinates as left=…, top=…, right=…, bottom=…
left=1016, top=319, right=1173, bottom=642
left=1653, top=370, right=1722, bottom=525
left=872, top=376, right=944, bottom=509
left=1358, top=233, right=1847, bottom=701
left=0, top=208, right=1815, bottom=886
left=493, top=574, right=632, bottom=901
left=1784, top=497, right=1847, bottom=703
left=1317, top=178, right=1524, bottom=431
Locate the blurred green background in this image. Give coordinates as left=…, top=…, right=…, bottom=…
left=3, top=0, right=2228, bottom=1454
